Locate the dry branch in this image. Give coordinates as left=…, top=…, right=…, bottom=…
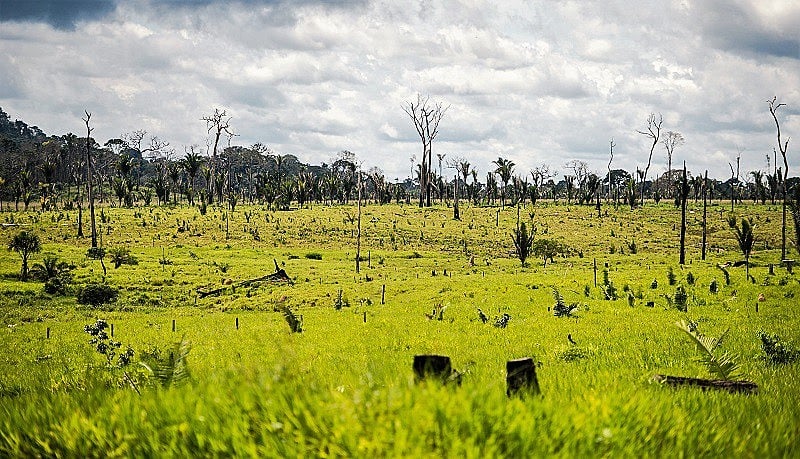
left=196, top=259, right=292, bottom=298
left=652, top=374, right=758, bottom=394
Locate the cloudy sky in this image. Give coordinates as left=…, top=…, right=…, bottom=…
left=1, top=0, right=799, bottom=181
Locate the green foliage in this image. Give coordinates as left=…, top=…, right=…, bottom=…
left=667, top=266, right=677, bottom=286
left=601, top=269, right=618, bottom=301
left=333, top=289, right=349, bottom=310
left=552, top=288, right=578, bottom=317
left=7, top=230, right=41, bottom=280
left=789, top=185, right=800, bottom=255
left=305, top=252, right=323, bottom=260
left=728, top=216, right=755, bottom=260
left=77, top=283, right=119, bottom=307
left=675, top=320, right=741, bottom=381
left=140, top=338, right=192, bottom=388
left=757, top=332, right=800, bottom=365
left=83, top=319, right=134, bottom=368
left=493, top=313, right=511, bottom=328
left=532, top=238, right=568, bottom=267
left=673, top=286, right=688, bottom=312
left=281, top=305, right=303, bottom=333
left=511, top=221, right=535, bottom=267
left=108, top=247, right=138, bottom=269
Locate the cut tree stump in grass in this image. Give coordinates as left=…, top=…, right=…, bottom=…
left=506, top=357, right=540, bottom=397
left=413, top=354, right=461, bottom=385
left=652, top=375, right=758, bottom=394
left=196, top=259, right=293, bottom=298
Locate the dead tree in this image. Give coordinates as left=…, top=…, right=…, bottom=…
left=679, top=162, right=690, bottom=264
left=202, top=108, right=234, bottom=204
left=607, top=139, right=615, bottom=203
left=83, top=111, right=98, bottom=248
left=662, top=131, right=684, bottom=199
left=768, top=97, right=791, bottom=260
left=637, top=113, right=663, bottom=206
left=403, top=95, right=448, bottom=207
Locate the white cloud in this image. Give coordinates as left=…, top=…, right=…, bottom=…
left=1, top=0, right=799, bottom=181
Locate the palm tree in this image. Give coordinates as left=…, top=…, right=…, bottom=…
left=8, top=231, right=41, bottom=280
left=493, top=157, right=515, bottom=208
left=182, top=151, right=204, bottom=205
left=728, top=216, right=755, bottom=280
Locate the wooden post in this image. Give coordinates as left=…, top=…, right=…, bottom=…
left=236, top=317, right=239, bottom=329
left=769, top=264, right=774, bottom=275
left=111, top=323, right=114, bottom=337
left=593, top=258, right=597, bottom=287
left=413, top=355, right=452, bottom=383
left=506, top=357, right=540, bottom=397
left=172, top=319, right=176, bottom=332
left=363, top=311, right=367, bottom=323
left=46, top=327, right=50, bottom=339
left=381, top=284, right=386, bottom=305
left=755, top=302, right=759, bottom=313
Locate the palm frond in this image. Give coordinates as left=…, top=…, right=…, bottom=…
left=141, top=337, right=192, bottom=388
left=676, top=320, right=741, bottom=381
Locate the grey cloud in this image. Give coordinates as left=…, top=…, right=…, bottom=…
left=0, top=0, right=117, bottom=29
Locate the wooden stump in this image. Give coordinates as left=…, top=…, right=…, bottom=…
left=506, top=357, right=540, bottom=397
left=652, top=375, right=758, bottom=394
left=413, top=355, right=452, bottom=383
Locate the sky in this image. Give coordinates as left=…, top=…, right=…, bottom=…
left=1, top=0, right=799, bottom=182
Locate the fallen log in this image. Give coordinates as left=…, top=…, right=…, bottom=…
left=652, top=374, right=758, bottom=394
left=197, top=259, right=293, bottom=299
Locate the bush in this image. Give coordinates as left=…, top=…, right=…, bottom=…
left=304, top=252, right=323, bottom=260
left=108, top=247, right=138, bottom=269
left=77, top=283, right=119, bottom=307
left=758, top=332, right=800, bottom=365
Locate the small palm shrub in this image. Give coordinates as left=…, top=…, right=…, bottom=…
left=758, top=332, right=800, bottom=365
left=676, top=320, right=741, bottom=381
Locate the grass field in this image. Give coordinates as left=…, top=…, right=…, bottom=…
left=1, top=199, right=799, bottom=457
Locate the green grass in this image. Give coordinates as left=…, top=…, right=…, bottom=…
left=1, top=200, right=799, bottom=457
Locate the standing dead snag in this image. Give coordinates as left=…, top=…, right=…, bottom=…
left=637, top=113, right=663, bottom=206
left=768, top=97, right=791, bottom=260
left=403, top=95, right=448, bottom=207
left=202, top=108, right=235, bottom=204
left=196, top=259, right=292, bottom=298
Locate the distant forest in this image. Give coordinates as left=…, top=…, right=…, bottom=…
left=0, top=106, right=794, bottom=212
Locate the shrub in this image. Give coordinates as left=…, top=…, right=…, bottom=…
left=305, top=252, right=323, bottom=260
left=77, top=283, right=119, bottom=307
left=673, top=286, right=688, bottom=312
left=108, top=247, right=138, bottom=269
left=758, top=332, right=800, bottom=365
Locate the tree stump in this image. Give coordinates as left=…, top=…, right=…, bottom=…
left=413, top=354, right=452, bottom=383
left=506, top=357, right=540, bottom=397
left=652, top=375, right=758, bottom=394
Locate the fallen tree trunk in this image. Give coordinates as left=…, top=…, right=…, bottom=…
left=197, top=259, right=293, bottom=299
left=652, top=375, right=758, bottom=394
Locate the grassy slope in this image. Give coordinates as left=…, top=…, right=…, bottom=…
left=0, top=200, right=798, bottom=457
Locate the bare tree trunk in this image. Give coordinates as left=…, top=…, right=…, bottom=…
left=679, top=162, right=687, bottom=265
left=702, top=170, right=708, bottom=261
left=84, top=111, right=97, bottom=248
left=453, top=172, right=460, bottom=220
left=356, top=171, right=362, bottom=274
